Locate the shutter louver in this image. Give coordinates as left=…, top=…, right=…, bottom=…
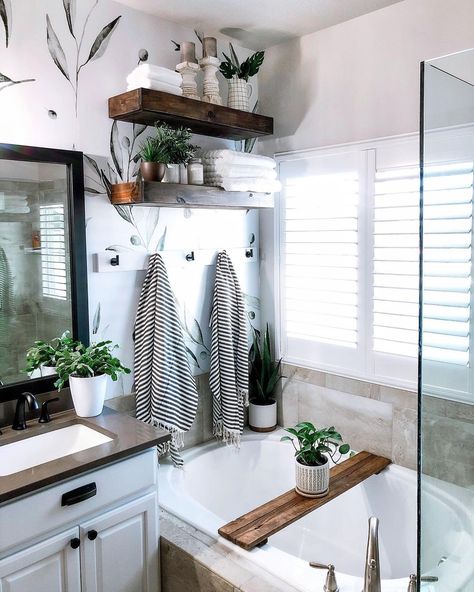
left=40, top=204, right=67, bottom=301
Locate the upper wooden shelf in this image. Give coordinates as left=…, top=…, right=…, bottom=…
left=108, top=89, right=273, bottom=140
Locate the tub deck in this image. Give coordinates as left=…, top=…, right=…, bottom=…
left=218, top=451, right=391, bottom=550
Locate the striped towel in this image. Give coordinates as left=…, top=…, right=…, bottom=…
left=134, top=253, right=198, bottom=467
left=209, top=251, right=249, bottom=445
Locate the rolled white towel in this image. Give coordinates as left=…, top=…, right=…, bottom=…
left=127, top=79, right=182, bottom=96
left=127, top=64, right=182, bottom=87
left=204, top=164, right=277, bottom=180
left=202, top=149, right=276, bottom=169
left=207, top=177, right=281, bottom=193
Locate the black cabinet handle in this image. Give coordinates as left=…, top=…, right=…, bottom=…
left=70, top=537, right=80, bottom=549
left=61, top=482, right=97, bottom=506
left=87, top=529, right=98, bottom=541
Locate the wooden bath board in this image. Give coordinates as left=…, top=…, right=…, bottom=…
left=218, top=451, right=391, bottom=551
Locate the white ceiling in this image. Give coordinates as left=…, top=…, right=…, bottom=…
left=115, top=0, right=405, bottom=49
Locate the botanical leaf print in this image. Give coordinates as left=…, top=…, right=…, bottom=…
left=133, top=123, right=147, bottom=139
left=84, top=186, right=102, bottom=194
left=85, top=16, right=121, bottom=64
left=92, top=302, right=101, bottom=335
left=62, top=0, right=75, bottom=38
left=0, top=0, right=10, bottom=47
left=0, top=71, right=35, bottom=93
left=110, top=121, right=123, bottom=180
left=185, top=346, right=200, bottom=369
left=84, top=154, right=101, bottom=179
left=114, top=205, right=133, bottom=225
left=156, top=226, right=167, bottom=251
left=0, top=72, right=12, bottom=83
left=46, top=14, right=70, bottom=81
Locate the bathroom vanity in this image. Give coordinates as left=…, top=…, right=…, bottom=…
left=0, top=408, right=169, bottom=592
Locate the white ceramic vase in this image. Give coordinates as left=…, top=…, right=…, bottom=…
left=295, top=457, right=330, bottom=498
left=40, top=364, right=57, bottom=377
left=248, top=400, right=277, bottom=432
left=69, top=374, right=107, bottom=418
left=164, top=164, right=180, bottom=183
left=227, top=79, right=251, bottom=111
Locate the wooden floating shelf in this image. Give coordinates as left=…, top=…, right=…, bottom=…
left=110, top=182, right=274, bottom=210
left=218, top=451, right=391, bottom=551
left=108, top=89, right=273, bottom=140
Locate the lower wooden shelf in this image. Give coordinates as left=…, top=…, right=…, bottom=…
left=218, top=451, right=391, bottom=551
left=109, top=181, right=274, bottom=210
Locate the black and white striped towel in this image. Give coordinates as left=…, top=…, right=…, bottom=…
left=134, top=253, right=198, bottom=467
left=209, top=251, right=249, bottom=445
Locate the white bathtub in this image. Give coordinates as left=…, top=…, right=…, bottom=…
left=159, top=431, right=474, bottom=592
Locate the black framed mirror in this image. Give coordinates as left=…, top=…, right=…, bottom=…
left=0, top=144, right=89, bottom=401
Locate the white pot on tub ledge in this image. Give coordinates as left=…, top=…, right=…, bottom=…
left=69, top=374, right=107, bottom=417
left=40, top=364, right=57, bottom=377
left=248, top=399, right=277, bottom=432
left=295, top=456, right=330, bottom=498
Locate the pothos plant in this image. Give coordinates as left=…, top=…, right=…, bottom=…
left=220, top=45, right=265, bottom=82
left=24, top=331, right=75, bottom=373
left=281, top=422, right=350, bottom=466
left=54, top=340, right=130, bottom=390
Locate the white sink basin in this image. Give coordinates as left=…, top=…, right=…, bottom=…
left=0, top=424, right=113, bottom=476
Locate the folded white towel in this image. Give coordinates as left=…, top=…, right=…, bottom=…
left=207, top=178, right=281, bottom=193
left=202, top=150, right=276, bottom=169
left=127, top=79, right=182, bottom=96
left=204, top=165, right=277, bottom=180
left=4, top=206, right=30, bottom=214
left=127, top=64, right=182, bottom=87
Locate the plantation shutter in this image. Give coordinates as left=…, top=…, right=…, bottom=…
left=40, top=204, right=68, bottom=301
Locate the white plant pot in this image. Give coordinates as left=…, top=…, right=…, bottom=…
left=69, top=374, right=107, bottom=418
left=248, top=400, right=277, bottom=432
left=164, top=163, right=180, bottom=183
left=40, top=365, right=56, bottom=377
left=295, top=457, right=330, bottom=498
left=227, top=79, right=251, bottom=111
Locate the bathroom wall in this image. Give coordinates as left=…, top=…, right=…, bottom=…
left=257, top=0, right=474, bottom=472
left=0, top=0, right=260, bottom=405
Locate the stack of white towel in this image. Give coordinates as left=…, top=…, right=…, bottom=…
left=126, top=64, right=182, bottom=96
left=202, top=150, right=281, bottom=193
left=0, top=193, right=29, bottom=214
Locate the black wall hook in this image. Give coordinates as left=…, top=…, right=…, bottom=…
left=245, top=249, right=254, bottom=258
left=110, top=254, right=120, bottom=266
left=185, top=251, right=195, bottom=262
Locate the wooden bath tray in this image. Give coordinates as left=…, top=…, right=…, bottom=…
left=218, top=451, right=391, bottom=551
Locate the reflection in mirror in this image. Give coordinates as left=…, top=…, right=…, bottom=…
left=0, top=159, right=72, bottom=386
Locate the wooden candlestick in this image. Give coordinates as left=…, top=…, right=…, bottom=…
left=199, top=56, right=222, bottom=105
left=176, top=61, right=200, bottom=100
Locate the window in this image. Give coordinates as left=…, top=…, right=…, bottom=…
left=278, top=130, right=474, bottom=397
left=40, top=204, right=67, bottom=300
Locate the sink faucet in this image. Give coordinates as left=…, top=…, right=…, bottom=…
left=362, top=516, right=381, bottom=592
left=12, top=392, right=40, bottom=430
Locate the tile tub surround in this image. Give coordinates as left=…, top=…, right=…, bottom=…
left=277, top=364, right=418, bottom=470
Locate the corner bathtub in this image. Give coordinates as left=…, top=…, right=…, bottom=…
left=159, top=431, right=473, bottom=592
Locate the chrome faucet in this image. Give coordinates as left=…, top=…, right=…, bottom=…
left=12, top=392, right=40, bottom=430
left=362, top=516, right=381, bottom=592
left=310, top=562, right=339, bottom=592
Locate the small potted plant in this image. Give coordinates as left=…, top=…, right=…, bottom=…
left=55, top=340, right=130, bottom=417
left=25, top=331, right=74, bottom=378
left=138, top=136, right=168, bottom=182
left=281, top=422, right=350, bottom=498
left=154, top=121, right=199, bottom=183
left=220, top=49, right=264, bottom=111
left=248, top=325, right=282, bottom=432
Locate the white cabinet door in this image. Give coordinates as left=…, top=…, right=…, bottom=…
left=80, top=492, right=158, bottom=592
left=0, top=528, right=81, bottom=592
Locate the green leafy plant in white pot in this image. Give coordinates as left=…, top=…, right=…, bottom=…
left=24, top=332, right=75, bottom=378
left=248, top=325, right=282, bottom=432
left=154, top=121, right=199, bottom=183
left=219, top=47, right=264, bottom=111
left=281, top=422, right=350, bottom=498
left=55, top=340, right=130, bottom=417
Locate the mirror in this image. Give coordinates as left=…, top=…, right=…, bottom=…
left=0, top=144, right=88, bottom=400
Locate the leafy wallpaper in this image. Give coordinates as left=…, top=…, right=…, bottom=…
left=0, top=0, right=260, bottom=397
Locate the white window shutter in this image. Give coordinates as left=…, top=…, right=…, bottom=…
left=40, top=204, right=67, bottom=301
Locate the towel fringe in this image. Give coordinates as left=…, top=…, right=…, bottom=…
left=152, top=419, right=185, bottom=455
left=213, top=421, right=242, bottom=447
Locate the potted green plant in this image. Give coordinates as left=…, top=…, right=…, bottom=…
left=55, top=340, right=130, bottom=417
left=219, top=49, right=264, bottom=111
left=138, top=136, right=168, bottom=182
left=281, top=422, right=350, bottom=498
left=154, top=121, right=199, bottom=183
left=25, top=331, right=75, bottom=378
left=248, top=325, right=282, bottom=432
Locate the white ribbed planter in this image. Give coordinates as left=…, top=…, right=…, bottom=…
left=248, top=400, right=277, bottom=432
left=295, top=457, right=330, bottom=498
left=40, top=365, right=56, bottom=377
left=69, top=374, right=107, bottom=417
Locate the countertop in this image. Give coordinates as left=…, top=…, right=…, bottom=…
left=0, top=407, right=170, bottom=504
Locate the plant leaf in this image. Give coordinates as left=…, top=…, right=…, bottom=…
left=114, top=205, right=132, bottom=225
left=84, top=154, right=101, bottom=179
left=0, top=71, right=12, bottom=83
left=229, top=43, right=240, bottom=68
left=46, top=14, right=70, bottom=81
left=194, top=29, right=203, bottom=44
left=92, top=303, right=101, bottom=335
left=85, top=16, right=121, bottom=64
left=62, top=0, right=75, bottom=38
left=133, top=123, right=147, bottom=139
left=185, top=346, right=200, bottom=368
left=110, top=121, right=123, bottom=180
left=156, top=225, right=167, bottom=251
left=84, top=186, right=102, bottom=194
left=0, top=0, right=11, bottom=47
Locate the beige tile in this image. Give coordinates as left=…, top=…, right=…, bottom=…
left=298, top=383, right=393, bottom=458
left=276, top=377, right=299, bottom=427
left=379, top=385, right=417, bottom=410
left=326, top=373, right=379, bottom=399
left=282, top=363, right=326, bottom=387
left=392, top=408, right=418, bottom=470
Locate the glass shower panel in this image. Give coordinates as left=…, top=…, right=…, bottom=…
left=420, top=49, right=474, bottom=592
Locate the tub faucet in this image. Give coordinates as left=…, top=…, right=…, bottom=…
left=362, top=516, right=381, bottom=592
left=309, top=562, right=339, bottom=592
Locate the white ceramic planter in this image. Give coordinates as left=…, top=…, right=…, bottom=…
left=164, top=164, right=180, bottom=183
left=69, top=374, right=107, bottom=417
left=227, top=79, right=251, bottom=111
left=248, top=400, right=277, bottom=432
left=295, top=457, right=330, bottom=498
left=40, top=365, right=57, bottom=377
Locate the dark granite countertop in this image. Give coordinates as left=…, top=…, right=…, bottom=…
left=0, top=407, right=169, bottom=504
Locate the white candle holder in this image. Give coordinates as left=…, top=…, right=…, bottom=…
left=199, top=56, right=222, bottom=105
left=176, top=61, right=200, bottom=100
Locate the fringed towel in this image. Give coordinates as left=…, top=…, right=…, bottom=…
left=134, top=253, right=198, bottom=467
left=209, top=251, right=249, bottom=445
